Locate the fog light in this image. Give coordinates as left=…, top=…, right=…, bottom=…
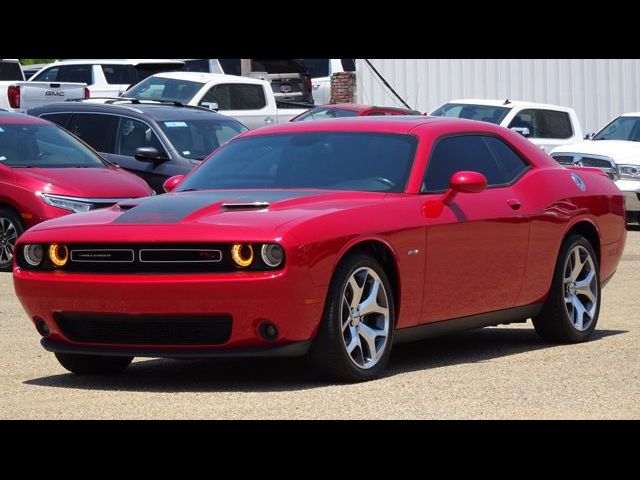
left=258, top=322, right=279, bottom=341
left=261, top=244, right=284, bottom=268
left=49, top=244, right=68, bottom=267
left=35, top=318, right=50, bottom=337
left=231, top=243, right=254, bottom=268
left=23, top=244, right=44, bottom=266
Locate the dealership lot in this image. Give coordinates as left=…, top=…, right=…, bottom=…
left=1, top=229, right=638, bottom=419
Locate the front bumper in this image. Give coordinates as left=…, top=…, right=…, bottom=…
left=13, top=267, right=326, bottom=353
left=615, top=179, right=640, bottom=212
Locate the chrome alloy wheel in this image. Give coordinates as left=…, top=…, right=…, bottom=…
left=563, top=245, right=598, bottom=332
left=0, top=217, right=18, bottom=268
left=340, top=267, right=390, bottom=369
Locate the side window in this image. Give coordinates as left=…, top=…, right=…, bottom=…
left=101, top=65, right=133, bottom=85
left=508, top=109, right=573, bottom=139
left=34, top=67, right=61, bottom=82
left=115, top=118, right=164, bottom=157
left=59, top=65, right=93, bottom=84
left=536, top=109, right=573, bottom=138
left=39, top=113, right=73, bottom=129
left=218, top=59, right=242, bottom=76
left=423, top=135, right=504, bottom=193
left=200, top=84, right=266, bottom=110
left=341, top=59, right=356, bottom=72
left=68, top=114, right=118, bottom=153
left=482, top=136, right=530, bottom=183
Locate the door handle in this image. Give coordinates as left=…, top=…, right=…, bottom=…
left=265, top=117, right=274, bottom=124
left=507, top=198, right=521, bottom=210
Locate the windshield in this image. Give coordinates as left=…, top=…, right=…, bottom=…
left=430, top=103, right=510, bottom=124
left=0, top=124, right=108, bottom=168
left=293, top=108, right=359, bottom=122
left=177, top=132, right=417, bottom=193
left=125, top=77, right=203, bottom=104
left=593, top=116, right=640, bottom=141
left=133, top=63, right=184, bottom=83
left=159, top=118, right=248, bottom=160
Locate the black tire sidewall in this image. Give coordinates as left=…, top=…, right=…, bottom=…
left=0, top=207, right=24, bottom=272
left=550, top=234, right=601, bottom=341
left=314, top=253, right=395, bottom=382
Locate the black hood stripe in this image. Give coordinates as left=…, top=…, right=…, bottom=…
left=115, top=190, right=321, bottom=224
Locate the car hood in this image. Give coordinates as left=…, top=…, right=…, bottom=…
left=13, top=166, right=152, bottom=197
left=23, top=189, right=388, bottom=243
left=551, top=140, right=640, bottom=165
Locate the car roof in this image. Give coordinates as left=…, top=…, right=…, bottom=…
left=443, top=98, right=575, bottom=112
left=146, top=71, right=268, bottom=86
left=242, top=115, right=484, bottom=136
left=48, top=59, right=184, bottom=66
left=0, top=111, right=50, bottom=125
left=620, top=112, right=640, bottom=117
left=26, top=101, right=238, bottom=122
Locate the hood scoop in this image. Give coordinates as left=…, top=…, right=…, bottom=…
left=116, top=202, right=139, bottom=211
left=221, top=201, right=270, bottom=211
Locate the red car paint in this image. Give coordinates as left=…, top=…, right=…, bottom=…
left=0, top=113, right=153, bottom=229
left=13, top=117, right=626, bottom=355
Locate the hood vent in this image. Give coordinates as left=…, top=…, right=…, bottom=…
left=116, top=203, right=138, bottom=211
left=221, top=201, right=270, bottom=211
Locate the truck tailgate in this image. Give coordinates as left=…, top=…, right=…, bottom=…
left=17, top=82, right=87, bottom=112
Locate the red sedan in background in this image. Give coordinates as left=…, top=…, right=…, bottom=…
left=0, top=112, right=153, bottom=271
left=290, top=103, right=422, bottom=122
left=13, top=116, right=626, bottom=382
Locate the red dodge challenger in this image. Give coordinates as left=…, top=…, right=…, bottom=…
left=13, top=116, right=626, bottom=382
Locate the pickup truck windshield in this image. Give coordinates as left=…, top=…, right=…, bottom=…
left=158, top=119, right=248, bottom=160
left=430, top=103, right=510, bottom=124
left=0, top=124, right=108, bottom=168
left=126, top=77, right=203, bottom=104
left=593, top=116, right=640, bottom=142
left=177, top=132, right=417, bottom=193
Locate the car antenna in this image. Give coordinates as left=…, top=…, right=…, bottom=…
left=503, top=99, right=511, bottom=105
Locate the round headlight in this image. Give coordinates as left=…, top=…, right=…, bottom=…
left=261, top=244, right=284, bottom=268
left=231, top=243, right=254, bottom=268
left=48, top=244, right=68, bottom=267
left=23, top=244, right=44, bottom=267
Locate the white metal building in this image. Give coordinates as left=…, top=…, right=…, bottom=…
left=356, top=59, right=640, bottom=134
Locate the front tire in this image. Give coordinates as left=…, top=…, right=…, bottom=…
left=0, top=207, right=24, bottom=272
left=309, top=254, right=395, bottom=382
left=533, top=234, right=601, bottom=343
left=55, top=353, right=133, bottom=375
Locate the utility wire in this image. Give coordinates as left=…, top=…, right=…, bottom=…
left=364, top=59, right=413, bottom=110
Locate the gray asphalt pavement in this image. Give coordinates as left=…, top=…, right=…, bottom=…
left=2, top=229, right=639, bottom=419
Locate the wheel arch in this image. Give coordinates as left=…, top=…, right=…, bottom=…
left=332, top=238, right=401, bottom=323
left=563, top=219, right=601, bottom=266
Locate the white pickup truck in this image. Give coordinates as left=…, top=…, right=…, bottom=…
left=0, top=59, right=88, bottom=113
left=550, top=112, right=640, bottom=224
left=123, top=71, right=308, bottom=129
left=430, top=99, right=584, bottom=153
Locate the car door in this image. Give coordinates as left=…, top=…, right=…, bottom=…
left=421, top=133, right=532, bottom=322
left=507, top=108, right=575, bottom=153
left=105, top=116, right=176, bottom=193
left=197, top=83, right=275, bottom=129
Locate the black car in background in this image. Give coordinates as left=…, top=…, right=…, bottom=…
left=28, top=100, right=248, bottom=193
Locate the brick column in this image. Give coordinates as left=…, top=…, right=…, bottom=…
left=330, top=72, right=356, bottom=104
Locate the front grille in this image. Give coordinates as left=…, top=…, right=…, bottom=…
left=55, top=312, right=232, bottom=345
left=551, top=153, right=619, bottom=181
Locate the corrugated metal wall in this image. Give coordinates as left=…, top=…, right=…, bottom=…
left=356, top=59, right=640, bottom=133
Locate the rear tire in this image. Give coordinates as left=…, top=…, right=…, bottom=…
left=533, top=234, right=600, bottom=343
left=308, top=253, right=395, bottom=383
left=55, top=353, right=133, bottom=375
left=0, top=207, right=24, bottom=272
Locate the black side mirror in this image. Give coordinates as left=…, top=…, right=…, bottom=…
left=135, top=147, right=166, bottom=163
